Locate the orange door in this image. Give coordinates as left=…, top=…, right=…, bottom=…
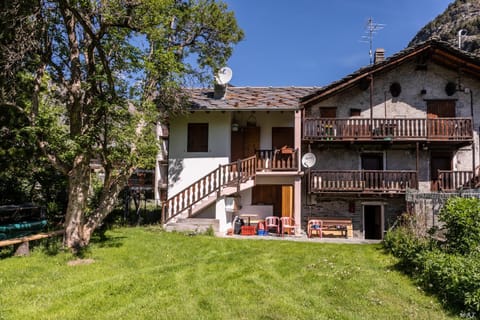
left=281, top=185, right=293, bottom=217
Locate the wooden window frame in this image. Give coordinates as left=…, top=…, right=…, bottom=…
left=319, top=107, right=337, bottom=118
left=350, top=108, right=361, bottom=117
left=187, top=123, right=208, bottom=152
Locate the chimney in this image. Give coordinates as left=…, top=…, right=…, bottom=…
left=374, top=48, right=385, bottom=63
left=213, top=83, right=227, bottom=99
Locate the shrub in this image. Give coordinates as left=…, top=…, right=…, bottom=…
left=418, top=250, right=480, bottom=316
left=383, top=226, right=430, bottom=273
left=385, top=204, right=480, bottom=317
left=439, top=197, right=480, bottom=255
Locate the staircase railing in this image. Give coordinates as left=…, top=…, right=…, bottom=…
left=162, top=156, right=256, bottom=224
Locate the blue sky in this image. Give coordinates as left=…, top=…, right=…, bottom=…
left=223, top=0, right=452, bottom=87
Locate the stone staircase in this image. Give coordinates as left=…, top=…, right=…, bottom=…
left=164, top=218, right=220, bottom=234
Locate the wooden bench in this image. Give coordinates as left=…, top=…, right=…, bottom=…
left=307, top=217, right=353, bottom=238
left=0, top=230, right=64, bottom=256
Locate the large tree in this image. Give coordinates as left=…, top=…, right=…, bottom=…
left=0, top=0, right=243, bottom=251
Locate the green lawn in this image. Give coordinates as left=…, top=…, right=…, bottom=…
left=0, top=227, right=460, bottom=320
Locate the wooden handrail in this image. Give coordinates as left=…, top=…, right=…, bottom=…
left=438, top=170, right=474, bottom=191
left=256, top=148, right=298, bottom=171
left=162, top=156, right=256, bottom=224
left=309, top=170, right=417, bottom=193
left=303, top=117, right=472, bottom=141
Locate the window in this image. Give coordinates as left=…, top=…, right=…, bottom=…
left=187, top=123, right=208, bottom=152
left=350, top=108, right=361, bottom=117
left=319, top=107, right=337, bottom=118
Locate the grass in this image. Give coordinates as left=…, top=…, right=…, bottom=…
left=0, top=227, right=461, bottom=320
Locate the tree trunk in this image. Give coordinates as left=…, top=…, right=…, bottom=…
left=63, top=155, right=90, bottom=251
left=81, top=173, right=130, bottom=244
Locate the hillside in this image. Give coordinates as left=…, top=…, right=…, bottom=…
left=409, top=0, right=480, bottom=54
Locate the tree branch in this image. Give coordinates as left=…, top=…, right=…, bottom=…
left=38, top=140, right=71, bottom=175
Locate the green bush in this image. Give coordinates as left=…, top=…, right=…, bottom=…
left=383, top=226, right=430, bottom=273
left=439, top=197, right=480, bottom=255
left=418, top=250, right=480, bottom=315
left=385, top=201, right=480, bottom=317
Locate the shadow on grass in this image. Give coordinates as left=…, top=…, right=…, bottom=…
left=89, top=232, right=126, bottom=249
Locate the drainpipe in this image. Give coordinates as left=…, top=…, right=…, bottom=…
left=469, top=89, right=475, bottom=181
left=416, top=142, right=420, bottom=189
left=369, top=75, right=374, bottom=136
left=384, top=91, right=387, bottom=119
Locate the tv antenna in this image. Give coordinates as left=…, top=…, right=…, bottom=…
left=360, top=17, right=385, bottom=64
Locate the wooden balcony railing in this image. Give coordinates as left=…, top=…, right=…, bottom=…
left=256, top=148, right=298, bottom=171
left=437, top=170, right=474, bottom=191
left=162, top=156, right=256, bottom=223
left=303, top=118, right=472, bottom=142
left=309, top=170, right=417, bottom=193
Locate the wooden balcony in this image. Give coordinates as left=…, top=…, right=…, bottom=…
left=303, top=118, right=472, bottom=143
left=256, top=148, right=298, bottom=171
left=437, top=170, right=474, bottom=191
left=309, top=170, right=417, bottom=193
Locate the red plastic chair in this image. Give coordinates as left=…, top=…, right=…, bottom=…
left=280, top=216, right=295, bottom=237
left=264, top=216, right=280, bottom=234
left=307, top=219, right=323, bottom=238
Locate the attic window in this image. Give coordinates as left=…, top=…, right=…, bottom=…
left=350, top=108, right=361, bottom=117
left=390, top=82, right=402, bottom=97
left=319, top=107, right=337, bottom=118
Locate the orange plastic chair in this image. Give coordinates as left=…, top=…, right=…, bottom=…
left=307, top=219, right=323, bottom=238
left=264, top=216, right=280, bottom=234
left=280, top=216, right=295, bottom=237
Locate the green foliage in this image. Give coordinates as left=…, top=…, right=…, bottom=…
left=418, top=250, right=480, bottom=315
left=439, top=197, right=480, bottom=255
left=385, top=198, right=480, bottom=317
left=383, top=226, right=428, bottom=272
left=0, top=104, right=67, bottom=211
left=1, top=0, right=244, bottom=247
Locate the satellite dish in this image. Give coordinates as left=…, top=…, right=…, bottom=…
left=215, top=67, right=233, bottom=85
left=301, top=152, right=317, bottom=168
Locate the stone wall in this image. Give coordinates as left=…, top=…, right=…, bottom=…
left=303, top=196, right=406, bottom=238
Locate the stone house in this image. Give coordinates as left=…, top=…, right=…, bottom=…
left=157, top=39, right=480, bottom=238
left=301, top=39, right=480, bottom=239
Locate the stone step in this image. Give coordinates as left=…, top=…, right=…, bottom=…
left=165, top=218, right=219, bottom=234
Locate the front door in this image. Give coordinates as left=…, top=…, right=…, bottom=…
left=243, top=126, right=260, bottom=158
left=427, top=100, right=456, bottom=118
left=427, top=100, right=456, bottom=138
left=231, top=126, right=260, bottom=161
left=272, top=127, right=294, bottom=150
left=430, top=152, right=452, bottom=191
left=364, top=205, right=383, bottom=239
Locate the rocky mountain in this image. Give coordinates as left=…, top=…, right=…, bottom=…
left=409, top=0, right=480, bottom=54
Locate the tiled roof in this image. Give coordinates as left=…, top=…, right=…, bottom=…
left=301, top=39, right=480, bottom=106
left=187, top=86, right=320, bottom=110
